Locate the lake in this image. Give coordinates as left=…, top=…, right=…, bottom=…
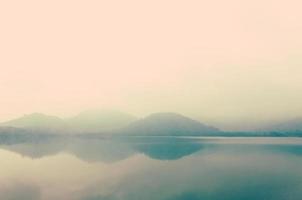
left=0, top=136, right=302, bottom=200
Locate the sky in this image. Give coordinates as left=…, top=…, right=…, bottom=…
left=1, top=0, right=302, bottom=130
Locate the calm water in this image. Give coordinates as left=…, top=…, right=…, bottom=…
left=0, top=136, right=302, bottom=200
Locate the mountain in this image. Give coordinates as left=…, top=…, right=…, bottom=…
left=262, top=118, right=302, bottom=132
left=0, top=110, right=137, bottom=134
left=0, top=113, right=66, bottom=131
left=120, top=112, right=220, bottom=136
left=66, top=110, right=137, bottom=132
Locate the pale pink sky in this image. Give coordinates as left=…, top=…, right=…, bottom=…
left=1, top=0, right=302, bottom=129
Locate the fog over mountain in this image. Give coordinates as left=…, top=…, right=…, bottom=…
left=260, top=118, right=302, bottom=132
left=1, top=111, right=302, bottom=136
left=0, top=110, right=137, bottom=133
left=66, top=110, right=137, bottom=132
left=0, top=111, right=221, bottom=136
left=1, top=113, right=66, bottom=131
left=121, top=112, right=220, bottom=136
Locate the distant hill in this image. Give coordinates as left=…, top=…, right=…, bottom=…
left=66, top=110, right=137, bottom=132
left=262, top=118, right=302, bottom=133
left=0, top=110, right=137, bottom=133
left=120, top=112, right=220, bottom=136
left=0, top=113, right=66, bottom=131
left=4, top=111, right=301, bottom=137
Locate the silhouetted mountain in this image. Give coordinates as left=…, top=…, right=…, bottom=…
left=0, top=113, right=66, bottom=131
left=66, top=110, right=137, bottom=132
left=121, top=112, right=220, bottom=136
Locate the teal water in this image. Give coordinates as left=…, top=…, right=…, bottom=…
left=0, top=137, right=302, bottom=200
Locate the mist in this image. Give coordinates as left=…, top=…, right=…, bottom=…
left=1, top=0, right=302, bottom=130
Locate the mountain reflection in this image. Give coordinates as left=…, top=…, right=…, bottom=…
left=0, top=136, right=205, bottom=162
left=1, top=137, right=302, bottom=200
left=134, top=142, right=203, bottom=160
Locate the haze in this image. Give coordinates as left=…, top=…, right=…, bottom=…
left=1, top=0, right=302, bottom=130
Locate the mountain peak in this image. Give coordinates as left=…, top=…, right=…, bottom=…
left=22, top=112, right=55, bottom=118
left=121, top=112, right=220, bottom=136
left=1, top=113, right=65, bottom=129
left=146, top=112, right=189, bottom=119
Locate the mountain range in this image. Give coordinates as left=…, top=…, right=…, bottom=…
left=1, top=111, right=302, bottom=136
left=0, top=111, right=220, bottom=136
left=0, top=110, right=136, bottom=134
left=260, top=118, right=302, bottom=133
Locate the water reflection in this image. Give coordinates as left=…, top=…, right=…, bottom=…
left=0, top=137, right=302, bottom=200
left=0, top=137, right=207, bottom=161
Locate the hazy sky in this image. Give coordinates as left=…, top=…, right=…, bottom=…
left=1, top=0, right=302, bottom=129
